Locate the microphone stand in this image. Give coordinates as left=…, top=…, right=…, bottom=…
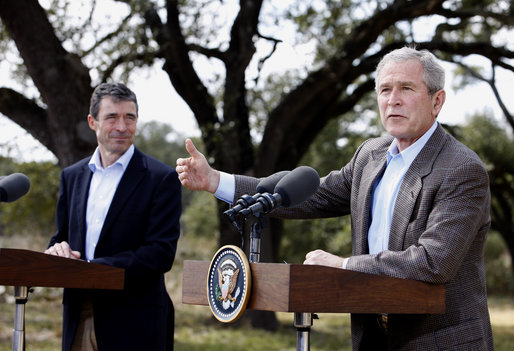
left=249, top=217, right=262, bottom=263
left=233, top=212, right=315, bottom=351
left=13, top=286, right=30, bottom=351
left=294, top=312, right=314, bottom=351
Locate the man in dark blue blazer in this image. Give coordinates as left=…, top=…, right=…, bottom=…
left=46, top=82, right=181, bottom=351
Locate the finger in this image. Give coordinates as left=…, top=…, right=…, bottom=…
left=303, top=258, right=314, bottom=265
left=305, top=249, right=322, bottom=259
left=176, top=158, right=188, bottom=167
left=56, top=244, right=68, bottom=257
left=178, top=170, right=190, bottom=182
left=304, top=251, right=315, bottom=264
left=60, top=241, right=71, bottom=251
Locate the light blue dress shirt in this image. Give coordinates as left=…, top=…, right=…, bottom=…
left=367, top=121, right=438, bottom=254
left=85, top=145, right=134, bottom=261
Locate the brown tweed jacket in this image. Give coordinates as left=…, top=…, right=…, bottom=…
left=234, top=124, right=494, bottom=350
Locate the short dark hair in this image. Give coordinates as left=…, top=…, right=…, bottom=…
left=89, top=82, right=138, bottom=119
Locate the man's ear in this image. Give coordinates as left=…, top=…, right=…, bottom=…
left=87, top=115, right=96, bottom=131
left=432, top=89, right=446, bottom=116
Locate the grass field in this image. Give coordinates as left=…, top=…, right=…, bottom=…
left=0, top=233, right=512, bottom=350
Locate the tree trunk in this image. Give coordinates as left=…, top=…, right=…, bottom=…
left=0, top=0, right=95, bottom=167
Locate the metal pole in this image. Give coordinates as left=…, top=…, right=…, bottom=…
left=294, top=312, right=313, bottom=351
left=13, top=286, right=28, bottom=351
left=248, top=216, right=314, bottom=351
left=249, top=219, right=262, bottom=263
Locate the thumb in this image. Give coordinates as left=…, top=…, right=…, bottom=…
left=185, top=138, right=202, bottom=158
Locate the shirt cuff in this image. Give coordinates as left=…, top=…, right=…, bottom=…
left=214, top=171, right=235, bottom=204
left=342, top=257, right=349, bottom=269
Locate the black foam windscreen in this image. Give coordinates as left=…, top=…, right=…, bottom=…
left=273, top=166, right=319, bottom=207
left=0, top=173, right=31, bottom=202
left=256, top=170, right=290, bottom=194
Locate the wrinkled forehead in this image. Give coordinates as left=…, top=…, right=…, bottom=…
left=377, top=59, right=425, bottom=86
left=98, top=96, right=138, bottom=115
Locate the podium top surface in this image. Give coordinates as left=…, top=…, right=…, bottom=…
left=182, top=260, right=445, bottom=314
left=0, top=248, right=124, bottom=290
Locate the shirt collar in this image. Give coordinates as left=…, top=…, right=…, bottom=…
left=387, top=121, right=438, bottom=165
left=88, top=144, right=135, bottom=172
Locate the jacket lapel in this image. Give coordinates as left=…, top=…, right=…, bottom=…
left=75, top=162, right=93, bottom=254
left=354, top=148, right=387, bottom=255
left=388, top=124, right=448, bottom=251
left=98, top=149, right=147, bottom=241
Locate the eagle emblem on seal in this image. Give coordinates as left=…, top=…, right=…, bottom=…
left=207, top=245, right=251, bottom=322
left=216, top=258, right=241, bottom=309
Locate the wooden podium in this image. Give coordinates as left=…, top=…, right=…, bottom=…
left=182, top=260, right=445, bottom=350
left=0, top=248, right=125, bottom=351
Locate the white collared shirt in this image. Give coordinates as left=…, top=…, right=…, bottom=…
left=85, top=145, right=134, bottom=261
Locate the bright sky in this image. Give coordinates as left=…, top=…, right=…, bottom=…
left=1, top=58, right=511, bottom=163
left=0, top=1, right=512, bottom=163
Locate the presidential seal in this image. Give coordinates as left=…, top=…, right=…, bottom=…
left=207, top=245, right=251, bottom=323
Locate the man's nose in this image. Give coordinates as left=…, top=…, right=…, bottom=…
left=114, top=117, right=128, bottom=130
left=388, top=88, right=402, bottom=105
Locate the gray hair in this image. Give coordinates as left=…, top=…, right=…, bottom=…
left=375, top=47, right=445, bottom=95
left=89, top=82, right=138, bottom=119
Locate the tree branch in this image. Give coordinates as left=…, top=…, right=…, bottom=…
left=252, top=31, right=282, bottom=85
left=0, top=0, right=94, bottom=166
left=455, top=61, right=514, bottom=131
left=149, top=1, right=218, bottom=137
left=81, top=12, right=134, bottom=56
left=0, top=87, right=52, bottom=149
left=187, top=43, right=226, bottom=61
left=436, top=8, right=514, bottom=25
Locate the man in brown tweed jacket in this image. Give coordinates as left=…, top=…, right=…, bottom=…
left=176, top=47, right=494, bottom=350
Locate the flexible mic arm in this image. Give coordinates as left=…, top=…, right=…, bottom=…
left=224, top=193, right=261, bottom=218
left=224, top=194, right=261, bottom=233
left=239, top=192, right=281, bottom=218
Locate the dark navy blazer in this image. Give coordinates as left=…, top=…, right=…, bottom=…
left=49, top=148, right=181, bottom=351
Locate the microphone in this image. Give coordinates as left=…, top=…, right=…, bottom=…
left=256, top=170, right=291, bottom=194
left=239, top=166, right=319, bottom=217
left=0, top=173, right=31, bottom=202
left=224, top=170, right=290, bottom=217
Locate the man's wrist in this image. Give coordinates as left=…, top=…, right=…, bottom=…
left=209, top=169, right=221, bottom=193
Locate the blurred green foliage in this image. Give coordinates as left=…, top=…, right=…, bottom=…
left=0, top=158, right=60, bottom=236
left=485, top=231, right=514, bottom=294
